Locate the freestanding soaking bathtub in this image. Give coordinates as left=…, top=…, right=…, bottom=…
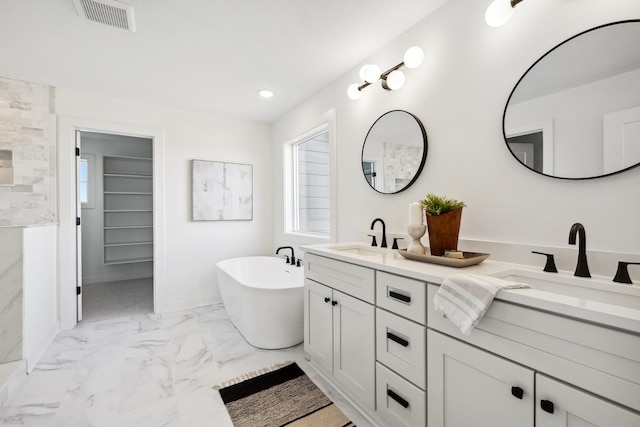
left=216, top=256, right=305, bottom=349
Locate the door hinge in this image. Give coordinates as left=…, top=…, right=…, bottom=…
left=76, top=217, right=81, bottom=226
left=76, top=286, right=81, bottom=295
left=76, top=147, right=80, bottom=156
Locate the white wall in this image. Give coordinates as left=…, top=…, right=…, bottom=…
left=23, top=225, right=58, bottom=372
left=273, top=0, right=640, bottom=274
left=56, top=89, right=272, bottom=318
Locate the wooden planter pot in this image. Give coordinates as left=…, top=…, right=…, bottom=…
left=426, top=207, right=462, bottom=256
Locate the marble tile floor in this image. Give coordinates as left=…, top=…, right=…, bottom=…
left=0, top=303, right=373, bottom=427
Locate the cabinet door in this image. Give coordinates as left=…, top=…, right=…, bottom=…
left=536, top=374, right=640, bottom=427
left=428, top=330, right=535, bottom=427
left=333, top=290, right=375, bottom=410
left=303, top=279, right=333, bottom=374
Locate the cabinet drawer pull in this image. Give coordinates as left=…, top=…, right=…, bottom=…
left=387, top=389, right=409, bottom=408
left=387, top=332, right=409, bottom=347
left=511, top=386, right=524, bottom=399
left=331, top=300, right=338, bottom=306
left=389, top=290, right=411, bottom=303
left=324, top=297, right=330, bottom=303
left=540, top=400, right=554, bottom=414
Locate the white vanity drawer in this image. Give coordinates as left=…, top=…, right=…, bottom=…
left=304, top=253, right=375, bottom=303
left=376, top=271, right=427, bottom=324
left=376, top=362, right=426, bottom=427
left=376, top=308, right=426, bottom=389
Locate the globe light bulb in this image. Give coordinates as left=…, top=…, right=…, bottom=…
left=359, top=64, right=381, bottom=84
left=403, top=47, right=424, bottom=69
left=386, top=70, right=405, bottom=90
left=485, top=0, right=514, bottom=27
left=347, top=83, right=362, bottom=100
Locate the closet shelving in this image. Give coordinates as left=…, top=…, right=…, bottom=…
left=103, top=155, right=153, bottom=265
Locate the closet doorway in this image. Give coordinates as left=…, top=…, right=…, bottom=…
left=78, top=131, right=154, bottom=322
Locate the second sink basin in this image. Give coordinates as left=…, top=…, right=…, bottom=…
left=327, top=244, right=390, bottom=257
left=492, top=269, right=640, bottom=310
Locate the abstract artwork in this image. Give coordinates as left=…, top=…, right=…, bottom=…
left=192, top=160, right=253, bottom=221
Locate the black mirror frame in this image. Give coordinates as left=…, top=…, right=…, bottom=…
left=502, top=19, right=640, bottom=180
left=361, top=110, right=428, bottom=194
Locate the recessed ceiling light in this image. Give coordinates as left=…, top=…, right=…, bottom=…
left=258, top=89, right=274, bottom=98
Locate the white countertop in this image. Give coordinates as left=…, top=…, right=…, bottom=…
left=302, top=242, right=640, bottom=334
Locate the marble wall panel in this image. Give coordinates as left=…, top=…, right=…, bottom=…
left=0, top=77, right=56, bottom=227
left=0, top=227, right=23, bottom=363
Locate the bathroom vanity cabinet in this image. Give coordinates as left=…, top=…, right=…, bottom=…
left=304, top=253, right=429, bottom=425
left=426, top=283, right=640, bottom=427
left=302, top=244, right=640, bottom=427
left=304, top=253, right=376, bottom=411
left=429, top=330, right=640, bottom=426
left=374, top=271, right=427, bottom=427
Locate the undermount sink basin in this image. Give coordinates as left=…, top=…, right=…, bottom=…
left=327, top=244, right=390, bottom=257
left=491, top=269, right=640, bottom=310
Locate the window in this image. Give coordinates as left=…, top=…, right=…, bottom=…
left=285, top=123, right=332, bottom=238
left=79, top=159, right=89, bottom=203
left=79, top=154, right=95, bottom=208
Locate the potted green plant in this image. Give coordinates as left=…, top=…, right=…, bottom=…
left=420, top=193, right=466, bottom=256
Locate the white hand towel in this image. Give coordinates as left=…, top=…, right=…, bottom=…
left=434, top=274, right=530, bottom=335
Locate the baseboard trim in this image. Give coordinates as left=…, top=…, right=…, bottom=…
left=82, top=273, right=153, bottom=285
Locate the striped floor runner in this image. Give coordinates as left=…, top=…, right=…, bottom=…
left=217, top=362, right=355, bottom=427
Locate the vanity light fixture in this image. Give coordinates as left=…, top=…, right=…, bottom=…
left=485, top=0, right=524, bottom=28
left=347, top=46, right=424, bottom=100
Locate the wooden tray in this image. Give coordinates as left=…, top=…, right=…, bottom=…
left=397, top=249, right=490, bottom=268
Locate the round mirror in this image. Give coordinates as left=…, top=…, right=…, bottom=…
left=503, top=20, right=640, bottom=179
left=362, top=110, right=427, bottom=193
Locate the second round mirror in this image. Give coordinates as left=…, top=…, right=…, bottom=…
left=362, top=110, right=427, bottom=194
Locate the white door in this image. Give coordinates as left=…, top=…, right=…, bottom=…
left=603, top=106, right=640, bottom=174
left=536, top=374, right=640, bottom=427
left=75, top=131, right=83, bottom=321
left=428, top=330, right=535, bottom=427
left=303, top=279, right=333, bottom=374
left=332, top=290, right=375, bottom=411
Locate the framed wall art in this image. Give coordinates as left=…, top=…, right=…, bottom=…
left=192, top=160, right=253, bottom=221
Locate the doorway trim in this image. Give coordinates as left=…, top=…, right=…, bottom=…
left=58, top=115, right=166, bottom=330
left=505, top=119, right=554, bottom=176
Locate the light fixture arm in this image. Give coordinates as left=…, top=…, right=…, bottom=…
left=356, top=61, right=403, bottom=91
left=381, top=62, right=404, bottom=79
left=357, top=81, right=372, bottom=91
left=380, top=62, right=405, bottom=90
left=347, top=47, right=423, bottom=100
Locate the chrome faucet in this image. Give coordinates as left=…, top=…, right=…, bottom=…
left=370, top=218, right=387, bottom=248
left=276, top=246, right=295, bottom=265
left=568, top=223, right=590, bottom=278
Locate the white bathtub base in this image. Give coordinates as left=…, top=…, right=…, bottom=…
left=216, top=257, right=304, bottom=350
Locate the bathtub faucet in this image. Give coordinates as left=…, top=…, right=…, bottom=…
left=276, top=246, right=295, bottom=265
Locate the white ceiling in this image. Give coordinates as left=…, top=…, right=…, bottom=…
left=0, top=0, right=450, bottom=123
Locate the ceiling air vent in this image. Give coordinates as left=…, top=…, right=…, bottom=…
left=73, top=0, right=136, bottom=32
